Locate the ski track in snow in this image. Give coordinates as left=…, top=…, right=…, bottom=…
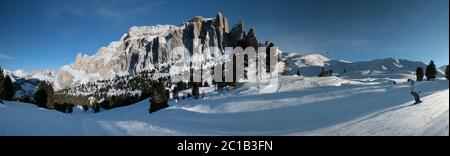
left=0, top=76, right=448, bottom=136
left=294, top=90, right=449, bottom=136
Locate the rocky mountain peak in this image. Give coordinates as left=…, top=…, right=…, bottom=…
left=55, top=12, right=262, bottom=90
left=214, top=12, right=229, bottom=32
left=246, top=27, right=258, bottom=48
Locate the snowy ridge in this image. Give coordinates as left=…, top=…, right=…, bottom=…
left=3, top=70, right=55, bottom=98
left=326, top=58, right=428, bottom=76
left=12, top=70, right=29, bottom=79
left=283, top=53, right=330, bottom=68
left=4, top=69, right=55, bottom=83
left=282, top=53, right=431, bottom=77
left=128, top=25, right=180, bottom=40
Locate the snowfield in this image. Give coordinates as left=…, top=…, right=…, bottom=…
left=0, top=74, right=448, bottom=136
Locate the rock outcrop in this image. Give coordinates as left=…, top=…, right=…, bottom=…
left=246, top=27, right=259, bottom=48
left=56, top=12, right=262, bottom=90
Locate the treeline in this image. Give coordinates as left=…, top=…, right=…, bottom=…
left=415, top=60, right=448, bottom=81
left=53, top=69, right=161, bottom=113
left=4, top=66, right=234, bottom=114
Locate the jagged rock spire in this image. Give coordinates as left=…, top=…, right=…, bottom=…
left=227, top=20, right=245, bottom=47
left=246, top=27, right=259, bottom=48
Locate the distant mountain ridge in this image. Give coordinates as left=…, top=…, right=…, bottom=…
left=3, top=70, right=55, bottom=98
left=282, top=53, right=430, bottom=77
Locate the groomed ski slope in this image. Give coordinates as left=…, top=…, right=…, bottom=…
left=0, top=75, right=448, bottom=136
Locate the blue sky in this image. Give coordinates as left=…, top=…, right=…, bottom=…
left=0, top=0, right=448, bottom=72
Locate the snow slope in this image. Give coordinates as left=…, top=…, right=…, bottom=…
left=439, top=65, right=447, bottom=74
left=294, top=89, right=449, bottom=136
left=0, top=74, right=448, bottom=136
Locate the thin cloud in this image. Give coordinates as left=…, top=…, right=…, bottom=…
left=96, top=7, right=125, bottom=19
left=45, top=0, right=89, bottom=19
left=94, top=1, right=168, bottom=20
left=44, top=0, right=169, bottom=23
left=0, top=54, right=14, bottom=60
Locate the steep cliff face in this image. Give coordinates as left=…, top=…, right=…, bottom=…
left=55, top=12, right=262, bottom=90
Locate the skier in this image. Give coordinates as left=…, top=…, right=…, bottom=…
left=408, top=80, right=422, bottom=104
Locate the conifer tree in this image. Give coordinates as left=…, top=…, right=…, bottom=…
left=319, top=67, right=333, bottom=77
left=416, top=67, right=424, bottom=81
left=67, top=103, right=74, bottom=114
left=0, top=66, right=3, bottom=82
left=192, top=82, right=200, bottom=99
left=0, top=75, right=14, bottom=101
left=34, top=81, right=54, bottom=108
left=149, top=80, right=169, bottom=113
left=34, top=89, right=48, bottom=108
left=93, top=102, right=100, bottom=113
left=425, top=60, right=437, bottom=81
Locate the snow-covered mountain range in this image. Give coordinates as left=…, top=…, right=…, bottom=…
left=3, top=70, right=55, bottom=97
left=5, top=12, right=444, bottom=98
left=282, top=53, right=434, bottom=77
left=4, top=70, right=55, bottom=83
